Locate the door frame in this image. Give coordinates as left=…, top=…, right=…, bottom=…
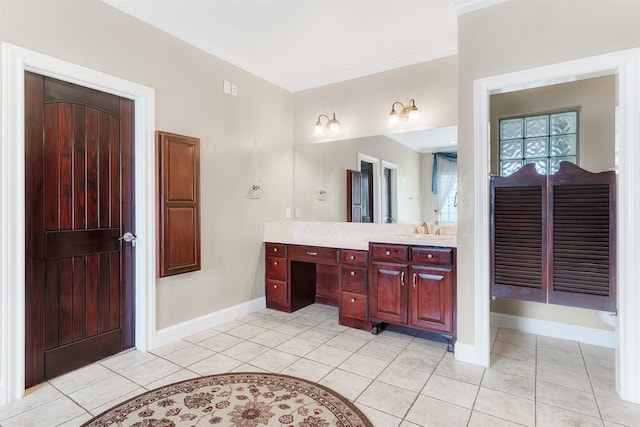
left=464, top=48, right=640, bottom=403
left=1, top=43, right=157, bottom=404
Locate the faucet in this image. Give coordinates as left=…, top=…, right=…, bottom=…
left=421, top=222, right=429, bottom=234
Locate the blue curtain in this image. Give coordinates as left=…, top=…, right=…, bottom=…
left=432, top=152, right=458, bottom=194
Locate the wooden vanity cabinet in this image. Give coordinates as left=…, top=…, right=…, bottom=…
left=370, top=243, right=457, bottom=351
left=265, top=243, right=288, bottom=311
left=339, top=249, right=371, bottom=330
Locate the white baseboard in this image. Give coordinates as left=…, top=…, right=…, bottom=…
left=154, top=297, right=266, bottom=348
left=491, top=312, right=615, bottom=348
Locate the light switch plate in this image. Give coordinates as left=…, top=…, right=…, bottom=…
left=223, top=80, right=231, bottom=94
left=231, top=84, right=238, bottom=96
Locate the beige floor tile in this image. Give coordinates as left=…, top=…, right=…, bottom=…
left=496, top=328, right=536, bottom=348
left=277, top=320, right=312, bottom=335
left=537, top=335, right=582, bottom=356
left=225, top=323, right=268, bottom=339
left=597, top=394, right=640, bottom=426
left=57, top=412, right=94, bottom=427
left=536, top=361, right=592, bottom=392
left=211, top=319, right=244, bottom=332
left=481, top=368, right=535, bottom=400
left=492, top=341, right=536, bottom=361
left=297, top=327, right=340, bottom=343
left=394, top=348, right=441, bottom=373
left=248, top=316, right=287, bottom=329
left=373, top=330, right=415, bottom=348
left=603, top=422, right=629, bottom=427
left=197, top=332, right=243, bottom=352
left=276, top=336, right=322, bottom=356
left=143, top=368, right=200, bottom=390
left=536, top=401, right=603, bottom=427
left=490, top=354, right=536, bottom=379
left=88, top=387, right=146, bottom=416
left=406, top=337, right=448, bottom=357
left=247, top=348, right=300, bottom=372
left=357, top=340, right=404, bottom=362
left=0, top=383, right=64, bottom=422
left=99, top=349, right=158, bottom=372
left=584, top=353, right=616, bottom=380
left=0, top=396, right=85, bottom=427
left=590, top=372, right=619, bottom=399
left=404, top=395, right=470, bottom=426
left=222, top=341, right=270, bottom=362
left=49, top=362, right=115, bottom=395
left=68, top=375, right=140, bottom=411
left=230, top=363, right=269, bottom=373
left=536, top=379, right=600, bottom=418
left=182, top=328, right=219, bottom=343
left=378, top=362, right=432, bottom=392
left=119, top=358, right=181, bottom=387
left=434, top=356, right=486, bottom=385
left=356, top=403, right=403, bottom=427
left=236, top=312, right=272, bottom=323
left=473, top=387, right=535, bottom=426
left=342, top=326, right=375, bottom=339
left=537, top=348, right=586, bottom=373
left=338, top=353, right=389, bottom=379
left=280, top=358, right=334, bottom=383
left=325, top=332, right=370, bottom=352
left=319, top=369, right=373, bottom=401
left=249, top=329, right=291, bottom=347
left=160, top=343, right=215, bottom=367
left=317, top=317, right=350, bottom=332
left=357, top=380, right=418, bottom=418
left=151, top=338, right=193, bottom=355
left=295, top=312, right=327, bottom=326
left=306, top=343, right=352, bottom=367
left=188, top=353, right=243, bottom=375
left=467, top=411, right=524, bottom=427
left=422, top=374, right=479, bottom=408
left=399, top=421, right=422, bottom=427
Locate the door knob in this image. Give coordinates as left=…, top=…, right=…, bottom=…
left=119, top=232, right=137, bottom=246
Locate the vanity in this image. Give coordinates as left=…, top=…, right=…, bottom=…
left=264, top=221, right=457, bottom=351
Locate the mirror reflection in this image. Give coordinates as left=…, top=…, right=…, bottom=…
left=293, top=126, right=458, bottom=224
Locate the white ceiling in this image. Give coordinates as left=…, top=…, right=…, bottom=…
left=103, top=0, right=458, bottom=92
left=386, top=125, right=458, bottom=153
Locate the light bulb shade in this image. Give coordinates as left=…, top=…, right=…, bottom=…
left=313, top=123, right=325, bottom=136
left=328, top=113, right=340, bottom=133
left=408, top=107, right=420, bottom=120
left=313, top=113, right=340, bottom=136
left=388, top=109, right=399, bottom=125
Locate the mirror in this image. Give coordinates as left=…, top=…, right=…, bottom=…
left=293, top=126, right=457, bottom=223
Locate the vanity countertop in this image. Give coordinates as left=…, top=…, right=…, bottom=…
left=264, top=221, right=456, bottom=250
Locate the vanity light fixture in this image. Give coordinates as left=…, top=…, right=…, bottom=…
left=313, top=113, right=340, bottom=136
left=388, top=98, right=420, bottom=125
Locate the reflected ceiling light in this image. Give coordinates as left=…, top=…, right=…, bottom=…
left=313, top=113, right=340, bottom=136
left=388, top=98, right=419, bottom=126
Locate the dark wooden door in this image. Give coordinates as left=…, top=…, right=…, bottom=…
left=370, top=263, right=407, bottom=324
left=347, top=169, right=362, bottom=222
left=409, top=265, right=453, bottom=333
left=360, top=161, right=374, bottom=223
left=25, top=72, right=135, bottom=387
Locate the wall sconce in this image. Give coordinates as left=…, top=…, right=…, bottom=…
left=313, top=113, right=340, bottom=136
left=388, top=98, right=419, bottom=126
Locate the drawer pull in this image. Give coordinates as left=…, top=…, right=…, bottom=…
left=273, top=284, right=278, bottom=289
left=273, top=261, right=278, bottom=266
left=427, top=253, right=434, bottom=259
left=413, top=273, right=417, bottom=287
left=306, top=251, right=317, bottom=256
left=386, top=250, right=391, bottom=256
left=350, top=298, right=356, bottom=303
left=350, top=271, right=356, bottom=276
left=350, top=255, right=355, bottom=260
left=273, top=248, right=278, bottom=252
left=401, top=271, right=405, bottom=287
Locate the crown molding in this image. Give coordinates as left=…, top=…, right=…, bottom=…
left=454, top=0, right=508, bottom=15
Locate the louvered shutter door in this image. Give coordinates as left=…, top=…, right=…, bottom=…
left=491, top=164, right=548, bottom=303
left=548, top=162, right=616, bottom=311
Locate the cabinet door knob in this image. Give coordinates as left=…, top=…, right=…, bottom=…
left=273, top=284, right=277, bottom=289
left=401, top=271, right=405, bottom=286
left=427, top=253, right=433, bottom=259
left=350, top=271, right=356, bottom=276
left=350, top=298, right=356, bottom=303
left=413, top=273, right=417, bottom=287
left=273, top=261, right=278, bottom=266
left=350, top=255, right=355, bottom=260
left=386, top=250, right=391, bottom=256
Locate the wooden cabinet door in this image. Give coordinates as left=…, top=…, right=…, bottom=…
left=409, top=265, right=453, bottom=333
left=266, top=279, right=288, bottom=311
left=370, top=262, right=408, bottom=324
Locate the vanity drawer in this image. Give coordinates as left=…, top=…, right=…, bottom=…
left=288, top=245, right=339, bottom=263
left=266, top=243, right=287, bottom=256
left=341, top=266, right=368, bottom=294
left=370, top=244, right=409, bottom=263
left=266, top=279, right=288, bottom=311
left=412, top=247, right=454, bottom=266
left=266, top=256, right=287, bottom=280
left=341, top=249, right=368, bottom=267
left=340, top=291, right=368, bottom=321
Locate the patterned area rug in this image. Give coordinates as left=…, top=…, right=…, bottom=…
left=82, top=372, right=373, bottom=426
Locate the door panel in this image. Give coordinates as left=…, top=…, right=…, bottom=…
left=409, top=265, right=453, bottom=333
left=25, top=72, right=135, bottom=387
left=370, top=263, right=407, bottom=324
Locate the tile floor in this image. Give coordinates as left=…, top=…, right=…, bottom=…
left=1, top=304, right=640, bottom=426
